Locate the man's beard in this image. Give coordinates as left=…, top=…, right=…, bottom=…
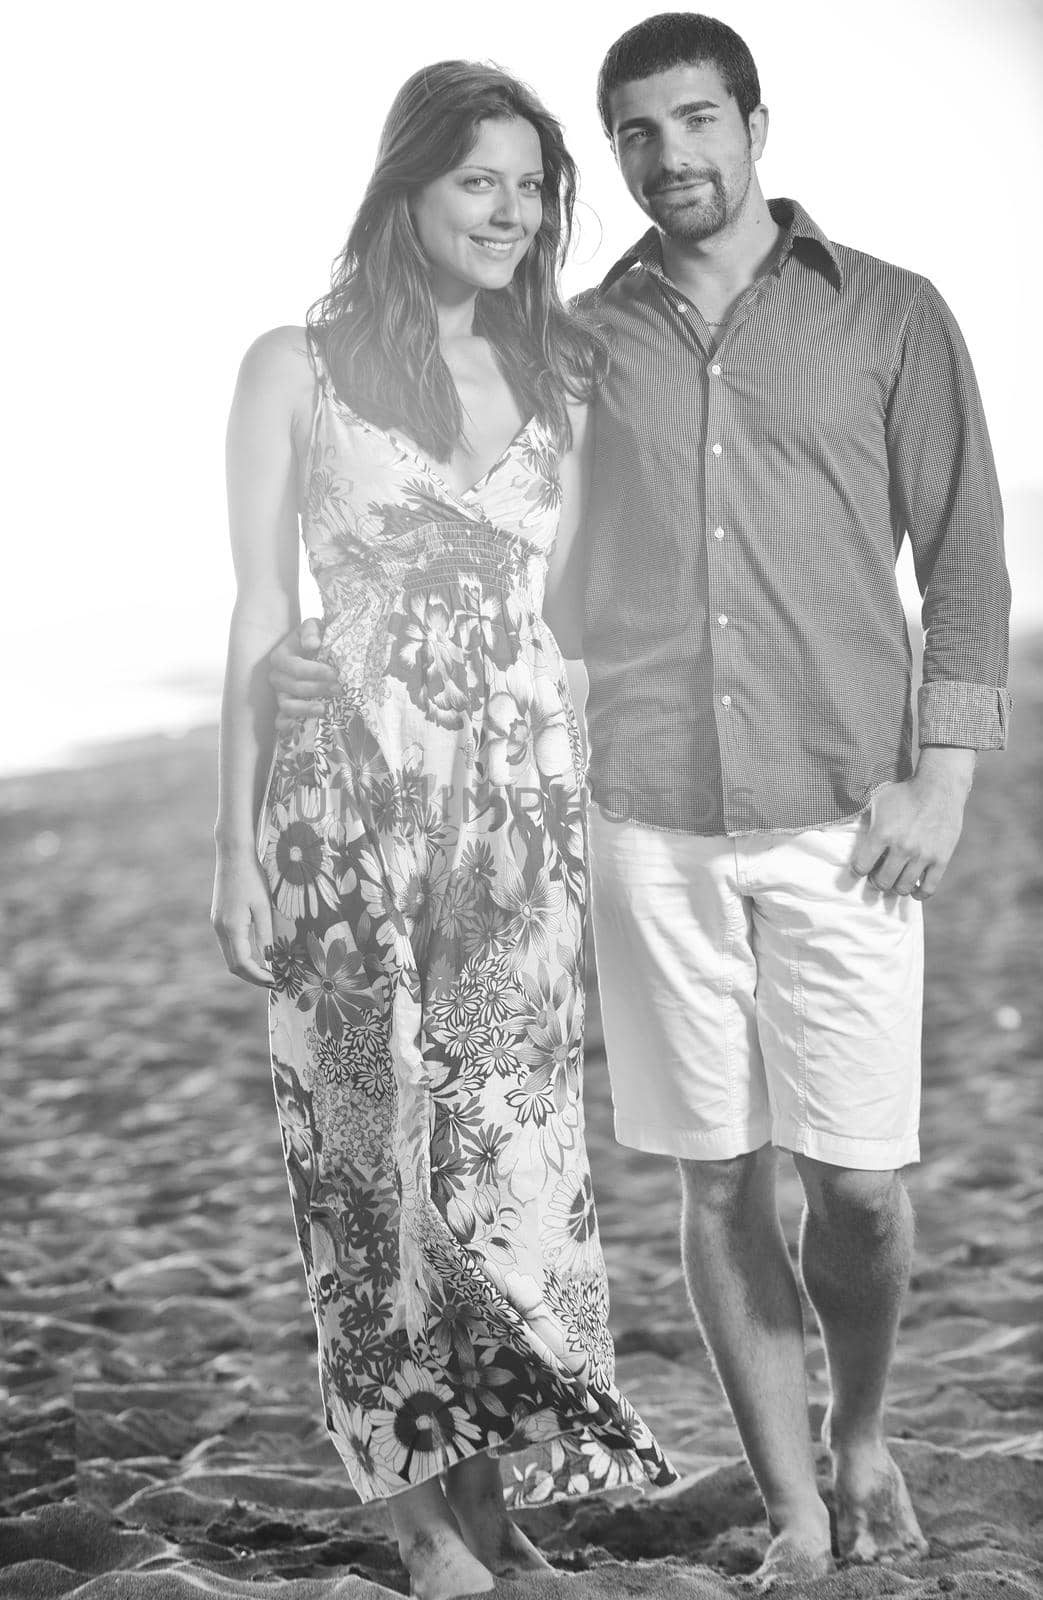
left=645, top=169, right=735, bottom=242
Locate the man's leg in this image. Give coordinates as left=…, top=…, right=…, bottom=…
left=795, top=1158, right=929, bottom=1563
left=588, top=811, right=835, bottom=1585
left=679, top=1147, right=833, bottom=1584
left=749, top=816, right=929, bottom=1565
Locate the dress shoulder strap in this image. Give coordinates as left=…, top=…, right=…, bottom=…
left=305, top=333, right=330, bottom=387
left=303, top=333, right=331, bottom=469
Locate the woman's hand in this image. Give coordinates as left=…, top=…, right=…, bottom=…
left=211, top=847, right=277, bottom=987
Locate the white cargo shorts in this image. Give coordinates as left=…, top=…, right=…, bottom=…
left=588, top=806, right=923, bottom=1170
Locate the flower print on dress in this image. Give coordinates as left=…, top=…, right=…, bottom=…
left=260, top=376, right=678, bottom=1509
left=543, top=1172, right=600, bottom=1274
left=337, top=1279, right=397, bottom=1347
left=347, top=1026, right=395, bottom=1099
left=296, top=933, right=378, bottom=1042
left=427, top=1012, right=493, bottom=1078
left=396, top=750, right=439, bottom=837
left=424, top=1276, right=488, bottom=1365
left=492, top=858, right=566, bottom=973
left=544, top=1273, right=614, bottom=1378
left=477, top=424, right=561, bottom=532
left=312, top=1076, right=394, bottom=1172
left=429, top=1085, right=485, bottom=1144
left=338, top=1181, right=390, bottom=1256
left=410, top=800, right=455, bottom=861
left=508, top=1458, right=558, bottom=1506
left=517, top=430, right=563, bottom=515
left=507, top=1074, right=583, bottom=1183
left=457, top=590, right=514, bottom=673
left=577, top=1437, right=638, bottom=1492
left=387, top=590, right=471, bottom=730
left=387, top=847, right=448, bottom=963
left=472, top=1025, right=525, bottom=1081
left=370, top=1362, right=484, bottom=1480
left=483, top=660, right=574, bottom=788
left=276, top=728, right=333, bottom=795
left=305, top=457, right=351, bottom=528
left=368, top=774, right=405, bottom=836
left=430, top=859, right=508, bottom=976
left=503, top=1068, right=558, bottom=1129
left=327, top=1393, right=380, bottom=1484
left=264, top=793, right=340, bottom=923
left=459, top=839, right=497, bottom=893
left=270, top=934, right=310, bottom=998
left=460, top=1120, right=513, bottom=1188
left=457, top=1185, right=524, bottom=1268
left=356, top=848, right=416, bottom=965
left=468, top=958, right=521, bottom=1027
left=514, top=967, right=583, bottom=1113
left=307, top=1011, right=393, bottom=1098
left=326, top=714, right=391, bottom=804
left=454, top=1340, right=521, bottom=1427
left=427, top=975, right=485, bottom=1035
left=430, top=1117, right=470, bottom=1216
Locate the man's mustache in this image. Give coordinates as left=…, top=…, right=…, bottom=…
left=645, top=171, right=719, bottom=197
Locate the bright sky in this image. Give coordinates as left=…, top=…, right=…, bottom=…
left=5, top=0, right=1041, bottom=771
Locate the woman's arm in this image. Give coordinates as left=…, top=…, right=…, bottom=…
left=211, top=326, right=312, bottom=986
left=542, top=400, right=591, bottom=661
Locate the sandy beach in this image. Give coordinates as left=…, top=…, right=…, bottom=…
left=1, top=638, right=1040, bottom=1599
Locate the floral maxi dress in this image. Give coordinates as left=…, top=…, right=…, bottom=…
left=258, top=359, right=677, bottom=1505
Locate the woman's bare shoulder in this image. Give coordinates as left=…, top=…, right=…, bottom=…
left=236, top=325, right=314, bottom=397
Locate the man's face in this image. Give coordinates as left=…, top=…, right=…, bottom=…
left=607, top=62, right=765, bottom=243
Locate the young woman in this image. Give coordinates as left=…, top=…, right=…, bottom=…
left=211, top=59, right=675, bottom=1600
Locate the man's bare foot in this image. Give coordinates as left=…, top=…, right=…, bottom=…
left=826, top=1417, right=929, bottom=1565
left=746, top=1520, right=835, bottom=1592
left=398, top=1524, right=495, bottom=1599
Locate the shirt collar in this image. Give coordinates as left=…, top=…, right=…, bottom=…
left=600, top=197, right=844, bottom=295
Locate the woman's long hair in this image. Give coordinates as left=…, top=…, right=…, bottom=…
left=307, top=60, right=604, bottom=460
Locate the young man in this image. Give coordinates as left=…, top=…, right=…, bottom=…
left=267, top=13, right=1010, bottom=1586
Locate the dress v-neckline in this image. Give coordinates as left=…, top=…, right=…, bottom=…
left=335, top=398, right=537, bottom=506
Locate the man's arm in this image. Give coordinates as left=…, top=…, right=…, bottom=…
left=542, top=401, right=592, bottom=660
left=852, top=278, right=1011, bottom=900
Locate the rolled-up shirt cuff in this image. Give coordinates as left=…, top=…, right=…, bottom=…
left=917, top=680, right=1012, bottom=748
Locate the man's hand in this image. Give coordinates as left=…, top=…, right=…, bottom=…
left=851, top=747, right=976, bottom=900
left=270, top=617, right=338, bottom=730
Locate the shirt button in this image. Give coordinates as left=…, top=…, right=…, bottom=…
left=713, top=527, right=725, bottom=540
left=711, top=442, right=723, bottom=456
left=721, top=694, right=732, bottom=707
left=718, top=614, right=728, bottom=627
left=710, top=363, right=722, bottom=375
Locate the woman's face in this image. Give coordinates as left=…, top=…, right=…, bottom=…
left=412, top=116, right=545, bottom=302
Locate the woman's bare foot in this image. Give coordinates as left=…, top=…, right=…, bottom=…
left=458, top=1513, right=554, bottom=1577
left=746, top=1514, right=835, bottom=1592
left=832, top=1435, right=929, bottom=1565
left=398, top=1524, right=495, bottom=1599
left=445, top=1451, right=554, bottom=1576
left=389, top=1478, right=495, bottom=1600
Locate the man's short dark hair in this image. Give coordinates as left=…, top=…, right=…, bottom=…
left=597, top=12, right=762, bottom=136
